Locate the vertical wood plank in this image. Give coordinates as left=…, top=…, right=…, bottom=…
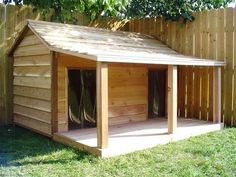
left=201, top=11, right=209, bottom=59
left=224, top=8, right=234, bottom=125
left=149, top=18, right=156, bottom=37
left=51, top=52, right=58, bottom=133
left=171, top=22, right=176, bottom=50
left=168, top=65, right=177, bottom=134
left=208, top=67, right=213, bottom=121
left=233, top=8, right=236, bottom=126
left=186, top=21, right=194, bottom=56
left=213, top=67, right=222, bottom=123
left=144, top=18, right=149, bottom=35
left=217, top=9, right=225, bottom=61
left=182, top=24, right=187, bottom=55
left=179, top=24, right=184, bottom=54
left=187, top=67, right=194, bottom=118
left=209, top=9, right=217, bottom=60
left=175, top=22, right=181, bottom=53
left=207, top=9, right=215, bottom=121
left=167, top=21, right=172, bottom=47
left=201, top=67, right=209, bottom=120
left=163, top=20, right=168, bottom=44
left=194, top=12, right=201, bottom=58
left=155, top=18, right=161, bottom=40
left=177, top=66, right=184, bottom=117
left=216, top=8, right=226, bottom=122
left=194, top=67, right=201, bottom=119
left=97, top=62, right=108, bottom=149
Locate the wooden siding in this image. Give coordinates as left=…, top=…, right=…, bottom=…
left=108, top=64, right=148, bottom=125
left=56, top=53, right=96, bottom=132
left=0, top=4, right=128, bottom=126
left=13, top=30, right=52, bottom=136
left=57, top=59, right=68, bottom=132
left=56, top=57, right=148, bottom=128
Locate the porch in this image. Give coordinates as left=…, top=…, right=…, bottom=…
left=53, top=118, right=223, bottom=158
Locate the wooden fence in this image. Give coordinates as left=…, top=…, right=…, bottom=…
left=0, top=4, right=128, bottom=125
left=129, top=8, right=236, bottom=126
left=1, top=4, right=235, bottom=126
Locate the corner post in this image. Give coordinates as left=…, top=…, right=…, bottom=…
left=96, top=62, right=108, bottom=149
left=213, top=67, right=221, bottom=123
left=168, top=65, right=178, bottom=134
left=51, top=52, right=58, bottom=134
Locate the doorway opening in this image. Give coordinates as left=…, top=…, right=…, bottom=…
left=68, top=69, right=96, bottom=130
left=148, top=69, right=167, bottom=118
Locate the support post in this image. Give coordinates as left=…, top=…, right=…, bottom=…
left=96, top=62, right=108, bottom=149
left=51, top=52, right=58, bottom=134
left=168, top=65, right=178, bottom=134
left=213, top=67, right=221, bottom=123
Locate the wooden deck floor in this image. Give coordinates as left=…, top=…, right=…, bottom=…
left=53, top=118, right=223, bottom=157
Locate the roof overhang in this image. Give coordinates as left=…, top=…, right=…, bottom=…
left=9, top=20, right=226, bottom=67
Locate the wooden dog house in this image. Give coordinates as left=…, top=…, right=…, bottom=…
left=9, top=20, right=225, bottom=157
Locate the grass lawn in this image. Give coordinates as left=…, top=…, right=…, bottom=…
left=0, top=126, right=236, bottom=177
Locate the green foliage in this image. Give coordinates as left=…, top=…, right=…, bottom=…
left=3, top=0, right=128, bottom=23
left=3, top=0, right=22, bottom=5
left=3, top=0, right=233, bottom=22
left=125, top=0, right=233, bottom=21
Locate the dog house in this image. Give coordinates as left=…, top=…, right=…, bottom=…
left=9, top=20, right=225, bottom=157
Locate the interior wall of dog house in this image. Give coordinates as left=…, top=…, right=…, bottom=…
left=57, top=54, right=148, bottom=132
left=13, top=30, right=53, bottom=136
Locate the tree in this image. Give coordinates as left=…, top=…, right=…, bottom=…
left=3, top=0, right=233, bottom=22
left=3, top=0, right=128, bottom=23
left=125, top=0, right=232, bottom=21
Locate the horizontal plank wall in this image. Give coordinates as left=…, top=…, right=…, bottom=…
left=108, top=64, right=148, bottom=125
left=129, top=7, right=236, bottom=126
left=13, top=30, right=52, bottom=135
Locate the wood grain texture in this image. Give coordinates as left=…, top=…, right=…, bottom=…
left=14, top=95, right=51, bottom=111
left=0, top=4, right=127, bottom=126
left=129, top=8, right=236, bottom=125
left=14, top=55, right=51, bottom=66
left=108, top=65, right=148, bottom=124
left=13, top=86, right=51, bottom=101
left=168, top=65, right=177, bottom=134
left=55, top=53, right=97, bottom=132
left=14, top=114, right=51, bottom=135
left=97, top=62, right=108, bottom=148
left=54, top=118, right=222, bottom=157
left=56, top=57, right=68, bottom=132
left=13, top=31, right=52, bottom=136
left=224, top=8, right=234, bottom=125
left=109, top=104, right=146, bottom=118
left=213, top=67, right=221, bottom=123
left=51, top=52, right=58, bottom=134
left=14, top=44, right=50, bottom=57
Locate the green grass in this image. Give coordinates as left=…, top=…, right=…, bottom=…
left=0, top=126, right=236, bottom=177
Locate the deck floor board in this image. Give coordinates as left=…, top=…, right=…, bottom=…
left=54, top=118, right=223, bottom=157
